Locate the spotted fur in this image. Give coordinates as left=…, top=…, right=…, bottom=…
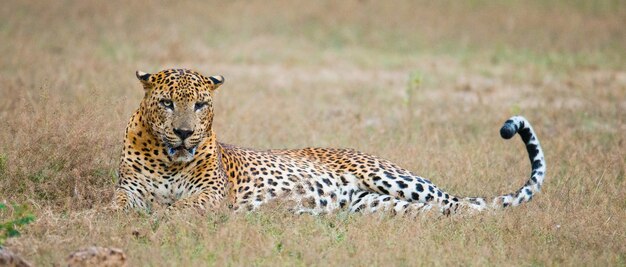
left=114, top=69, right=547, bottom=215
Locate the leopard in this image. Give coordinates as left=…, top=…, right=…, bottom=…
left=114, top=68, right=546, bottom=216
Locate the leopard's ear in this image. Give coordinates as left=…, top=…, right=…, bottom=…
left=208, top=75, right=224, bottom=90
left=136, top=70, right=152, bottom=90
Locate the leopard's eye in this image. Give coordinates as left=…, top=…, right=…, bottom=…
left=160, top=99, right=174, bottom=110
left=194, top=101, right=208, bottom=111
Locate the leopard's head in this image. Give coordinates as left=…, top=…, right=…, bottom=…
left=136, top=69, right=224, bottom=163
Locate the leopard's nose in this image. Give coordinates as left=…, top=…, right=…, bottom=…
left=173, top=128, right=194, bottom=140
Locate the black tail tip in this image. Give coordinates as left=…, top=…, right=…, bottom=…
left=500, top=121, right=518, bottom=139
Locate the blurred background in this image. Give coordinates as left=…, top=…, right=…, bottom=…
left=0, top=0, right=624, bottom=265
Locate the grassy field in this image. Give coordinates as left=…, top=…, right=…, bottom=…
left=1, top=0, right=625, bottom=265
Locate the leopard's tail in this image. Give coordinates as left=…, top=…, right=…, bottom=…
left=464, top=116, right=546, bottom=210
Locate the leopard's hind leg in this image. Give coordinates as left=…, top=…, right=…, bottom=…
left=340, top=168, right=467, bottom=214
left=336, top=173, right=466, bottom=215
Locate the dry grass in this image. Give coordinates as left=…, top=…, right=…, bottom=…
left=1, top=0, right=625, bottom=265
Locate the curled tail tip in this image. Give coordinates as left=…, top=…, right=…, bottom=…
left=500, top=123, right=517, bottom=139
left=495, top=115, right=545, bottom=209
left=499, top=115, right=530, bottom=139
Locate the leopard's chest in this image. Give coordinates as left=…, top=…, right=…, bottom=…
left=149, top=171, right=193, bottom=206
